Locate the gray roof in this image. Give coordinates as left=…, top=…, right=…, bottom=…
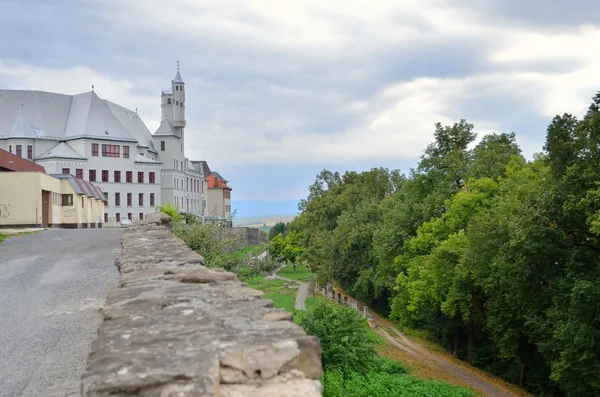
left=9, top=105, right=43, bottom=137
left=0, top=90, right=156, bottom=147
left=192, top=161, right=211, bottom=180
left=173, top=70, right=184, bottom=84
left=186, top=159, right=203, bottom=176
left=37, top=142, right=85, bottom=160
left=154, top=118, right=177, bottom=136
left=134, top=153, right=162, bottom=164
left=104, top=100, right=157, bottom=152
left=50, top=174, right=106, bottom=201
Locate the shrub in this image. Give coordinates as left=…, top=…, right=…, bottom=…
left=297, top=301, right=378, bottom=373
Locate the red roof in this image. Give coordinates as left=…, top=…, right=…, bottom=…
left=0, top=149, right=46, bottom=173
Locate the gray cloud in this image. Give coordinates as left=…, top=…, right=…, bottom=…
left=449, top=0, right=600, bottom=31
left=1, top=0, right=598, bottom=210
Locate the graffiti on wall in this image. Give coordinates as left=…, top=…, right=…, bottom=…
left=0, top=204, right=10, bottom=219
left=63, top=208, right=77, bottom=217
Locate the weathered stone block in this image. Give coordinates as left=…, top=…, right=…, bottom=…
left=81, top=213, right=322, bottom=397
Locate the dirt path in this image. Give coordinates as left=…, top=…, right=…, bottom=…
left=320, top=285, right=520, bottom=397
left=273, top=274, right=309, bottom=310
left=376, top=325, right=514, bottom=397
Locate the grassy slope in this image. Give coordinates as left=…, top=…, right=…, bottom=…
left=246, top=269, right=478, bottom=397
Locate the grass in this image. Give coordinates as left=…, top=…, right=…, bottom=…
left=277, top=264, right=315, bottom=283
left=0, top=230, right=43, bottom=244
left=245, top=275, right=299, bottom=314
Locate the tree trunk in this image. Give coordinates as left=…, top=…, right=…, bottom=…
left=293, top=264, right=296, bottom=272
left=453, top=327, right=460, bottom=357
left=467, top=321, right=475, bottom=363
left=519, top=361, right=526, bottom=388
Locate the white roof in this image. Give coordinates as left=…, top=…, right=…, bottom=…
left=37, top=141, right=85, bottom=160
left=0, top=90, right=155, bottom=146
left=134, top=153, right=162, bottom=164
left=154, top=118, right=177, bottom=136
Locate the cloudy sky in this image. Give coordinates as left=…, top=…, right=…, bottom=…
left=1, top=0, right=599, bottom=217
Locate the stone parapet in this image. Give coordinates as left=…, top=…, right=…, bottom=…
left=81, top=213, right=323, bottom=397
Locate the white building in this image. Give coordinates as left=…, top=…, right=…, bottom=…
left=0, top=66, right=207, bottom=225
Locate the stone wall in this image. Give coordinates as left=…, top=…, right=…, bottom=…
left=226, top=226, right=261, bottom=246
left=81, top=213, right=323, bottom=397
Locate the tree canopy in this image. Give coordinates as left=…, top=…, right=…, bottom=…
left=289, top=94, right=600, bottom=396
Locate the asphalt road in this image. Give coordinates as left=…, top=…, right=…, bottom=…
left=0, top=228, right=122, bottom=397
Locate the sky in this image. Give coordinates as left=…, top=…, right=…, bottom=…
left=1, top=0, right=599, bottom=217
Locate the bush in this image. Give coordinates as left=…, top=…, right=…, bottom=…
left=156, top=203, right=183, bottom=223
left=297, top=301, right=378, bottom=373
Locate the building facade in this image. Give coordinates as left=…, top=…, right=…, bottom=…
left=205, top=169, right=232, bottom=222
left=0, top=66, right=209, bottom=226
left=0, top=149, right=106, bottom=228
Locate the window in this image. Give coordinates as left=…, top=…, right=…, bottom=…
left=150, top=193, right=155, bottom=206
left=61, top=194, right=73, bottom=206
left=176, top=101, right=179, bottom=106
left=167, top=98, right=171, bottom=104
left=161, top=141, right=165, bottom=151
left=187, top=178, right=189, bottom=191
left=101, top=144, right=120, bottom=157
left=139, top=213, right=144, bottom=220
left=126, top=171, right=132, bottom=183
left=8, top=145, right=11, bottom=153
left=27, top=145, right=33, bottom=159
left=114, top=171, right=121, bottom=183
left=123, top=146, right=130, bottom=158
left=102, top=170, right=109, bottom=182
left=92, top=143, right=99, bottom=156
left=104, top=213, right=108, bottom=223
left=128, top=213, right=132, bottom=220
left=16, top=145, right=22, bottom=157
left=82, top=197, right=84, bottom=208
left=176, top=86, right=179, bottom=91
left=103, top=192, right=108, bottom=206
left=116, top=213, right=121, bottom=222
left=62, top=168, right=70, bottom=175
left=180, top=103, right=183, bottom=108
left=115, top=192, right=121, bottom=206
left=127, top=193, right=132, bottom=206
left=137, top=172, right=144, bottom=183
left=76, top=169, right=83, bottom=179
left=175, top=159, right=177, bottom=169
left=138, top=193, right=144, bottom=206
left=89, top=169, right=96, bottom=182
left=149, top=172, right=155, bottom=184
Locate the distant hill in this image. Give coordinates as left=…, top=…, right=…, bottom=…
left=233, top=213, right=296, bottom=228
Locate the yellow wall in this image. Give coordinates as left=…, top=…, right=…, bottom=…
left=0, top=172, right=106, bottom=227
left=0, top=172, right=39, bottom=225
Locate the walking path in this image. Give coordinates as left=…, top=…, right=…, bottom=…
left=273, top=266, right=309, bottom=310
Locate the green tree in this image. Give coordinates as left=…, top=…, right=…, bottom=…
left=268, top=221, right=289, bottom=240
